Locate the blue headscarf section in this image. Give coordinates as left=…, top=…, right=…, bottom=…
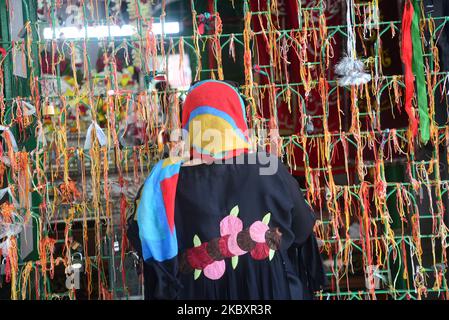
left=137, top=158, right=182, bottom=261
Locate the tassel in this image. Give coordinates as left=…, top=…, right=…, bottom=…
left=335, top=0, right=371, bottom=86
left=228, top=33, right=236, bottom=63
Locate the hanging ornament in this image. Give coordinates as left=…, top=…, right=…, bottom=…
left=335, top=0, right=371, bottom=86
left=84, top=121, right=107, bottom=149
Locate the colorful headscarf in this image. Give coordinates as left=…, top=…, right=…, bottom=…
left=137, top=80, right=250, bottom=262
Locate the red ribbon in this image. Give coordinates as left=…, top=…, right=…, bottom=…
left=401, top=0, right=419, bottom=137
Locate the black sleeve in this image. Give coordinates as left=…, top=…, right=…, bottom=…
left=126, top=185, right=144, bottom=257
left=278, top=160, right=326, bottom=295
left=277, top=160, right=317, bottom=246
left=297, top=235, right=326, bottom=297
left=126, top=184, right=182, bottom=300
left=142, top=258, right=182, bottom=300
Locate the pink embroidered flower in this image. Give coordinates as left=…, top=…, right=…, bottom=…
left=249, top=221, right=269, bottom=243
left=203, top=260, right=226, bottom=280
left=220, top=215, right=243, bottom=236
left=227, top=232, right=246, bottom=256
left=180, top=207, right=282, bottom=281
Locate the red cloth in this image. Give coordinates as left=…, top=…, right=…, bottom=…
left=160, top=174, right=179, bottom=233
left=401, top=0, right=419, bottom=137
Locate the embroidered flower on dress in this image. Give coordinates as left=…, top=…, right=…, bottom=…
left=178, top=205, right=282, bottom=280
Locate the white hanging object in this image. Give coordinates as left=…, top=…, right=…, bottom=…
left=0, top=156, right=11, bottom=166
left=0, top=238, right=11, bottom=257
left=84, top=121, right=107, bottom=149
left=0, top=125, right=18, bottom=152
left=21, top=101, right=36, bottom=116
left=335, top=0, right=371, bottom=86
left=0, top=187, right=19, bottom=208
left=0, top=211, right=24, bottom=257
left=0, top=222, right=22, bottom=240
left=306, top=117, right=314, bottom=134
left=35, top=121, right=47, bottom=147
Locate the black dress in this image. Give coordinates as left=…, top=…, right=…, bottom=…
left=127, top=153, right=325, bottom=300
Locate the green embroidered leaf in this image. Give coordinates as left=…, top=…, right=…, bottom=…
left=231, top=256, right=239, bottom=269
left=262, top=212, right=271, bottom=225
left=230, top=205, right=239, bottom=216
left=193, top=235, right=201, bottom=247
left=269, top=249, right=275, bottom=261
left=194, top=269, right=202, bottom=280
